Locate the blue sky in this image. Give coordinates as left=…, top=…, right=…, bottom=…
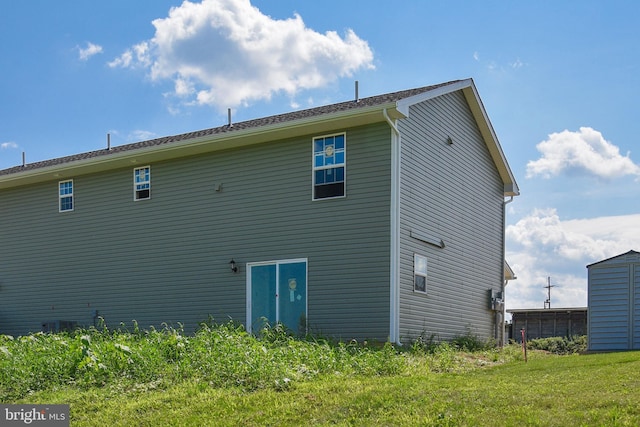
left=2, top=1, right=639, bottom=311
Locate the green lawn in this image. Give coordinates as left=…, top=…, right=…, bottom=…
left=28, top=351, right=636, bottom=426
left=2, top=325, right=639, bottom=426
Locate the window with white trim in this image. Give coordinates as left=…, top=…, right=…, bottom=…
left=414, top=254, right=427, bottom=293
left=134, top=166, right=151, bottom=200
left=59, top=179, right=74, bottom=212
left=313, top=133, right=345, bottom=200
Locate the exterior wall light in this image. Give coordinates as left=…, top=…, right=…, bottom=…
left=229, top=259, right=238, bottom=273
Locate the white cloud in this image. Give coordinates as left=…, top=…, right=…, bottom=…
left=174, top=77, right=195, bottom=97
left=77, top=42, right=103, bottom=61
left=505, top=209, right=640, bottom=310
left=1, top=142, right=18, bottom=150
left=505, top=255, right=587, bottom=311
left=526, top=127, right=640, bottom=179
left=109, top=0, right=374, bottom=110
left=128, top=130, right=157, bottom=141
left=474, top=52, right=525, bottom=72
left=108, top=42, right=150, bottom=69
left=506, top=208, right=636, bottom=262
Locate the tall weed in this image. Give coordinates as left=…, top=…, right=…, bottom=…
left=451, top=329, right=493, bottom=352
left=0, top=321, right=521, bottom=401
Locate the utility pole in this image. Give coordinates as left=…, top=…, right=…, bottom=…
left=544, top=276, right=556, bottom=309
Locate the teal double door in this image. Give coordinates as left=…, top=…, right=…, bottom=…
left=247, top=259, right=307, bottom=334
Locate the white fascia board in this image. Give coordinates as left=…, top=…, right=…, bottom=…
left=504, top=260, right=516, bottom=282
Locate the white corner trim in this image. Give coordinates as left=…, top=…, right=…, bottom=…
left=384, top=108, right=401, bottom=344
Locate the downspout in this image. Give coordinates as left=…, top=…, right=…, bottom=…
left=384, top=108, right=401, bottom=344
left=498, top=196, right=514, bottom=346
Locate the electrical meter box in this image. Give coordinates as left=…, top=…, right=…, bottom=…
left=488, top=289, right=504, bottom=311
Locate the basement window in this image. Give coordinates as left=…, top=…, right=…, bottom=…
left=59, top=180, right=74, bottom=212
left=313, top=133, right=345, bottom=200
left=414, top=254, right=427, bottom=293
left=134, top=166, right=151, bottom=200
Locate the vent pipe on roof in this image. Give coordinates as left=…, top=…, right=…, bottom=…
left=107, top=133, right=111, bottom=150
left=22, top=151, right=26, bottom=167
left=228, top=108, right=233, bottom=127
left=355, top=81, right=359, bottom=102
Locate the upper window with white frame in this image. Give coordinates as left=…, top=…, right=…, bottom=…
left=414, top=254, right=427, bottom=293
left=59, top=179, right=74, bottom=212
left=313, top=133, right=345, bottom=200
left=134, top=166, right=151, bottom=200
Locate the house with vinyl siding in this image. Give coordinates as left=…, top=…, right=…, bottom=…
left=0, top=78, right=519, bottom=343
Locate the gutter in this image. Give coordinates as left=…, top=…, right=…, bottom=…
left=498, top=195, right=515, bottom=346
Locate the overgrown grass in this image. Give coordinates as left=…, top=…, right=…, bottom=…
left=527, top=335, right=587, bottom=354
left=0, top=320, right=413, bottom=401
left=3, top=324, right=639, bottom=426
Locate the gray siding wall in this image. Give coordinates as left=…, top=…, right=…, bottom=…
left=397, top=91, right=505, bottom=342
left=587, top=253, right=640, bottom=351
left=0, top=123, right=391, bottom=339
left=635, top=264, right=640, bottom=349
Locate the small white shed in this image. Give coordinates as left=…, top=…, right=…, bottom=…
left=587, top=250, right=640, bottom=351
